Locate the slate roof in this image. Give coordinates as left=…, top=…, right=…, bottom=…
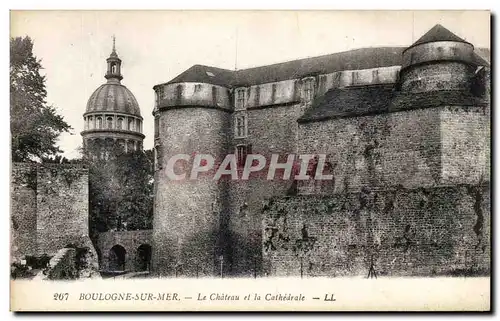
left=159, top=25, right=488, bottom=89
left=298, top=85, right=395, bottom=122
left=389, top=90, right=488, bottom=112
left=162, top=47, right=405, bottom=88
left=233, top=47, right=405, bottom=86
left=408, top=24, right=472, bottom=49
left=162, top=47, right=488, bottom=88
left=165, top=64, right=235, bottom=87
left=298, top=86, right=488, bottom=123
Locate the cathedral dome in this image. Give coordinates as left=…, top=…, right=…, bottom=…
left=85, top=83, right=141, bottom=117
left=81, top=38, right=144, bottom=159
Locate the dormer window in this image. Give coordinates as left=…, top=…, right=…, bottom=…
left=303, top=78, right=315, bottom=102
left=235, top=88, right=246, bottom=109
left=235, top=113, right=247, bottom=138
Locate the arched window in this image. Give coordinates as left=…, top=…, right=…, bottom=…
left=117, top=117, right=123, bottom=129
left=136, top=244, right=152, bottom=271
left=97, top=117, right=103, bottom=129
left=128, top=118, right=134, bottom=131
left=111, top=63, right=117, bottom=74
left=88, top=116, right=93, bottom=129
left=108, top=245, right=126, bottom=272
left=107, top=117, right=113, bottom=129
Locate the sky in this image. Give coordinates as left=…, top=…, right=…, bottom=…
left=10, top=10, right=490, bottom=159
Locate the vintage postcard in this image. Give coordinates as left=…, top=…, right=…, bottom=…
left=9, top=10, right=491, bottom=312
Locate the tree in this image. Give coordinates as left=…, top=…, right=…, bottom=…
left=10, top=36, right=71, bottom=162
left=88, top=148, right=154, bottom=236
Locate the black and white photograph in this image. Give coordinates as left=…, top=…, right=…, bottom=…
left=8, top=10, right=491, bottom=311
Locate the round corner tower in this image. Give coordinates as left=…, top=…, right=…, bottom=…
left=81, top=37, right=144, bottom=160
left=400, top=24, right=476, bottom=93
left=151, top=70, right=233, bottom=277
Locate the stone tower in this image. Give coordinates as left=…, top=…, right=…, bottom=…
left=81, top=37, right=144, bottom=159
left=151, top=78, right=233, bottom=277
left=399, top=24, right=490, bottom=186
left=400, top=24, right=477, bottom=93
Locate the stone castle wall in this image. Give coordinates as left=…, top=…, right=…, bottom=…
left=152, top=107, right=232, bottom=277
left=262, top=184, right=490, bottom=277
left=97, top=229, right=152, bottom=272
left=11, top=163, right=94, bottom=261
left=11, top=164, right=38, bottom=261
left=298, top=107, right=443, bottom=193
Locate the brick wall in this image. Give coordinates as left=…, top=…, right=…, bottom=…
left=262, top=184, right=490, bottom=277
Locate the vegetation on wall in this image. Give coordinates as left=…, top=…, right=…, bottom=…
left=88, top=148, right=154, bottom=236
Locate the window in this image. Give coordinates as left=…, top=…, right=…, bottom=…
left=236, top=145, right=252, bottom=167
left=128, top=118, right=134, bottom=131
left=97, top=117, right=103, bottom=129
left=88, top=116, right=93, bottom=129
left=107, top=117, right=113, bottom=129
left=410, top=52, right=416, bottom=64
left=117, top=118, right=123, bottom=129
left=303, top=78, right=315, bottom=102
left=154, top=139, right=162, bottom=170
left=154, top=116, right=160, bottom=138
left=194, top=84, right=202, bottom=92
left=236, top=88, right=246, bottom=109
left=136, top=119, right=141, bottom=132
left=111, top=63, right=117, bottom=74
left=156, top=86, right=164, bottom=106
left=235, top=114, right=247, bottom=138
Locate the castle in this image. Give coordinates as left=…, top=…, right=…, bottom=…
left=151, top=24, right=490, bottom=277
left=12, top=24, right=489, bottom=279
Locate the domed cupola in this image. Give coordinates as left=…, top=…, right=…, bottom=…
left=399, top=24, right=476, bottom=93
left=81, top=37, right=144, bottom=159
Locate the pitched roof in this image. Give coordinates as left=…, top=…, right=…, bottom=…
left=233, top=47, right=405, bottom=86
left=409, top=24, right=472, bottom=48
left=298, top=84, right=395, bottom=123
left=299, top=86, right=488, bottom=123
left=161, top=47, right=405, bottom=88
left=389, top=90, right=488, bottom=112
left=160, top=27, right=488, bottom=88
left=165, top=64, right=235, bottom=87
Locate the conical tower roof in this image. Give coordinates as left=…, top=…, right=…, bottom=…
left=410, top=24, right=472, bottom=48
